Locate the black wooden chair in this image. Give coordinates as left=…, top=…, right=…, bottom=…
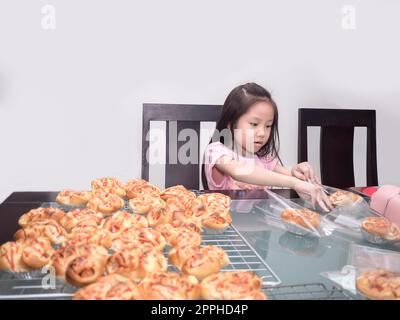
left=298, top=108, right=378, bottom=188
left=142, top=103, right=222, bottom=190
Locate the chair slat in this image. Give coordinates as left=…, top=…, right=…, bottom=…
left=298, top=108, right=378, bottom=188
left=142, top=104, right=222, bottom=189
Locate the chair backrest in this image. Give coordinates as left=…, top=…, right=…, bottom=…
left=142, top=103, right=222, bottom=190
left=298, top=108, right=378, bottom=188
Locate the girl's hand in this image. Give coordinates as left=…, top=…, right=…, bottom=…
left=293, top=180, right=333, bottom=212
left=291, top=162, right=320, bottom=184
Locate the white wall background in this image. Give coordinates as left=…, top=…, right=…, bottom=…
left=1, top=0, right=399, bottom=202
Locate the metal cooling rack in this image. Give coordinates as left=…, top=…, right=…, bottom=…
left=0, top=224, right=280, bottom=299
left=199, top=225, right=281, bottom=286
left=0, top=275, right=76, bottom=300
left=41, top=202, right=282, bottom=286
left=264, top=283, right=355, bottom=300
left=0, top=279, right=356, bottom=300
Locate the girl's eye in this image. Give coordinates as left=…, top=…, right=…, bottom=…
left=266, top=125, right=272, bottom=128
left=250, top=123, right=258, bottom=127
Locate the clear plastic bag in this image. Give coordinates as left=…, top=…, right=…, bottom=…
left=323, top=202, right=400, bottom=245
left=348, top=243, right=400, bottom=272
left=258, top=190, right=336, bottom=238
left=321, top=243, right=400, bottom=299
left=302, top=185, right=369, bottom=214
left=324, top=185, right=365, bottom=206
left=306, top=185, right=400, bottom=245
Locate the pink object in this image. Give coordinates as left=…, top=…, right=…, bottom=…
left=361, top=186, right=378, bottom=196
left=204, top=142, right=278, bottom=190
left=370, top=185, right=400, bottom=225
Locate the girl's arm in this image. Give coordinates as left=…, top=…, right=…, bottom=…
left=275, top=162, right=321, bottom=184
left=215, top=156, right=297, bottom=188
left=273, top=163, right=292, bottom=176
left=214, top=155, right=332, bottom=211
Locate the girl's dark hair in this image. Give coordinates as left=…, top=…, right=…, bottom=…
left=201, top=82, right=281, bottom=189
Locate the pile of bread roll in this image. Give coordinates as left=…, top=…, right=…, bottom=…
left=0, top=178, right=267, bottom=300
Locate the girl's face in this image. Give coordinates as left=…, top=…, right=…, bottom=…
left=232, top=101, right=274, bottom=157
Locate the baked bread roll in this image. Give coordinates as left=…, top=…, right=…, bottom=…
left=67, top=225, right=112, bottom=248
left=66, top=255, right=108, bottom=287
left=155, top=223, right=202, bottom=246
left=169, top=244, right=229, bottom=271
left=361, top=216, right=400, bottom=241
left=110, top=228, right=139, bottom=252
left=147, top=206, right=171, bottom=227
left=200, top=271, right=267, bottom=300
left=160, top=186, right=196, bottom=209
left=59, top=208, right=105, bottom=232
left=139, top=272, right=200, bottom=300
left=128, top=194, right=165, bottom=214
left=65, top=244, right=108, bottom=286
left=155, top=223, right=177, bottom=245
left=87, top=192, right=125, bottom=215
left=0, top=237, right=55, bottom=272
left=181, top=252, right=221, bottom=280
left=18, top=207, right=65, bottom=228
left=202, top=212, right=232, bottom=230
left=160, top=185, right=188, bottom=202
left=281, top=208, right=321, bottom=229
left=165, top=197, right=186, bottom=214
left=169, top=210, right=192, bottom=228
left=190, top=193, right=232, bottom=229
left=106, top=245, right=167, bottom=281
left=128, top=213, right=150, bottom=229
left=136, top=246, right=168, bottom=279
left=0, top=241, right=30, bottom=272
left=20, top=237, right=55, bottom=270
left=329, top=191, right=363, bottom=207
left=91, top=177, right=126, bottom=198
left=187, top=198, right=209, bottom=218
left=52, top=245, right=80, bottom=277
left=14, top=219, right=68, bottom=245
left=177, top=221, right=202, bottom=234
left=56, top=190, right=92, bottom=206
left=106, top=246, right=141, bottom=280
left=125, top=179, right=161, bottom=199
left=177, top=191, right=197, bottom=210
left=137, top=228, right=166, bottom=251
left=73, top=274, right=142, bottom=300
left=200, top=245, right=230, bottom=268
left=52, top=244, right=108, bottom=278
left=197, top=193, right=231, bottom=210
left=102, top=211, right=148, bottom=238
left=168, top=244, right=200, bottom=269
left=179, top=245, right=230, bottom=280
left=356, top=269, right=400, bottom=300
left=169, top=229, right=202, bottom=248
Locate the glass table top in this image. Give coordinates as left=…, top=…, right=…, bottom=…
left=1, top=194, right=399, bottom=299
left=230, top=197, right=400, bottom=290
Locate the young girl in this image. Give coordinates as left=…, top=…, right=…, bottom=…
left=203, top=83, right=332, bottom=211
